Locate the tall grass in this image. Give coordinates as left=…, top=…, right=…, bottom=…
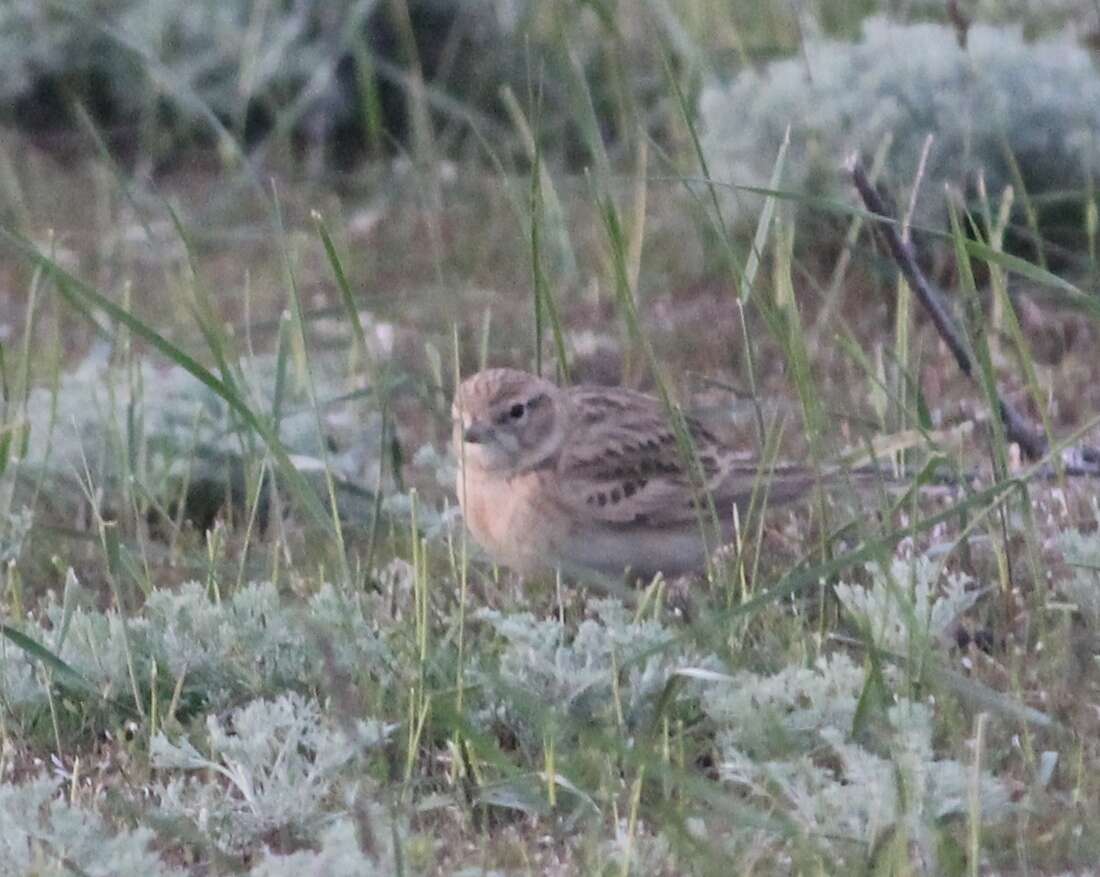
left=1, top=2, right=1099, bottom=874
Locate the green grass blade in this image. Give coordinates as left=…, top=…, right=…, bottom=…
left=314, top=211, right=370, bottom=370
left=1, top=624, right=99, bottom=695
left=271, top=187, right=350, bottom=582
left=2, top=227, right=335, bottom=535
left=1, top=623, right=138, bottom=718
left=741, top=126, right=789, bottom=304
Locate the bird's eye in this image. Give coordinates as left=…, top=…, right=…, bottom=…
left=509, top=402, right=526, bottom=420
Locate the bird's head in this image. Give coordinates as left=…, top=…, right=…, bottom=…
left=452, top=368, right=565, bottom=474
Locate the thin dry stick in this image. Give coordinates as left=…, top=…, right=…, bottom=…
left=847, top=156, right=1100, bottom=473
left=901, top=134, right=934, bottom=242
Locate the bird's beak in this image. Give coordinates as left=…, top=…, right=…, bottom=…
left=463, top=422, right=492, bottom=444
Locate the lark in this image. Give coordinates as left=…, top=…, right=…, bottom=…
left=453, top=367, right=840, bottom=581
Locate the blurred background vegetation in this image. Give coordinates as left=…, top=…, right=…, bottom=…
left=3, top=0, right=1097, bottom=195
left=3, top=1, right=1100, bottom=874
left=2, top=0, right=1098, bottom=385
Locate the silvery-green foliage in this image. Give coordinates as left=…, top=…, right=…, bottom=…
left=477, top=600, right=714, bottom=749
left=0, top=1, right=355, bottom=117
left=1, top=569, right=92, bottom=715
left=0, top=508, right=33, bottom=563
left=152, top=693, right=391, bottom=852
left=0, top=0, right=544, bottom=166
left=907, top=0, right=1097, bottom=32
left=0, top=774, right=183, bottom=877
left=714, top=685, right=1010, bottom=864
left=601, top=819, right=676, bottom=877
left=700, top=18, right=1100, bottom=228
left=253, top=811, right=404, bottom=877
left=704, top=653, right=869, bottom=757
left=142, top=581, right=306, bottom=690
left=145, top=580, right=393, bottom=698
left=144, top=580, right=391, bottom=703
left=1054, top=528, right=1100, bottom=622
left=19, top=347, right=383, bottom=519
left=305, top=583, right=395, bottom=678
left=835, top=556, right=983, bottom=652
left=2, top=579, right=392, bottom=723
left=0, top=637, right=39, bottom=713
left=37, top=601, right=136, bottom=702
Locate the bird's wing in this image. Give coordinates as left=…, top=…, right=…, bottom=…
left=555, top=386, right=813, bottom=528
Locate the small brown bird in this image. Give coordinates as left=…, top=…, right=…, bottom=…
left=452, top=367, right=836, bottom=581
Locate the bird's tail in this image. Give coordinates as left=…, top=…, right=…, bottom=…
left=721, top=460, right=960, bottom=512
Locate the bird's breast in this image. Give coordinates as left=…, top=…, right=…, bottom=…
left=455, top=465, right=565, bottom=575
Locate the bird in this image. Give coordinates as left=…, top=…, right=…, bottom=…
left=452, top=367, right=847, bottom=581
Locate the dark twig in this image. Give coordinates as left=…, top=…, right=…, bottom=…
left=847, top=156, right=1100, bottom=474
left=946, top=0, right=971, bottom=49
